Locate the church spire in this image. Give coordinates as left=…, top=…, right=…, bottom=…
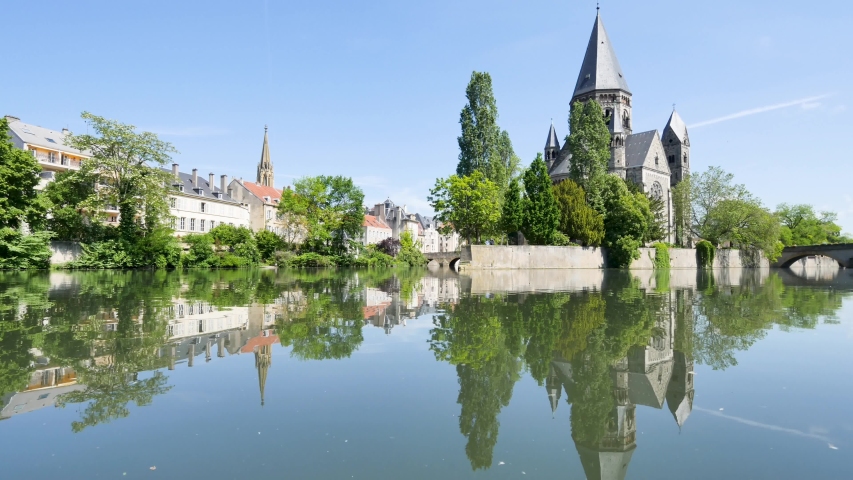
left=254, top=344, right=272, bottom=406
left=257, top=126, right=274, bottom=187
left=572, top=12, right=631, bottom=100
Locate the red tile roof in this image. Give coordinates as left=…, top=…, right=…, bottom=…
left=363, top=215, right=391, bottom=230
left=242, top=181, right=282, bottom=205
left=240, top=333, right=280, bottom=353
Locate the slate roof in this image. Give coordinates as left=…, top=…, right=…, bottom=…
left=363, top=215, right=391, bottom=230
left=573, top=13, right=631, bottom=98
left=624, top=130, right=657, bottom=168
left=545, top=123, right=561, bottom=150
left=242, top=181, right=282, bottom=205
left=163, top=169, right=242, bottom=204
left=6, top=118, right=88, bottom=156
left=663, top=109, right=688, bottom=142
left=575, top=443, right=636, bottom=480
left=548, top=143, right=573, bottom=177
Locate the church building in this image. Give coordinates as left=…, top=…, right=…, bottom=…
left=546, top=10, right=692, bottom=244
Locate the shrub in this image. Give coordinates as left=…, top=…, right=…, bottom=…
left=653, top=242, right=670, bottom=269
left=552, top=232, right=573, bottom=246
left=69, top=240, right=134, bottom=269
left=376, top=237, right=401, bottom=257
left=696, top=240, right=716, bottom=268
left=0, top=229, right=53, bottom=269
left=255, top=230, right=286, bottom=263
left=608, top=236, right=641, bottom=268
left=289, top=252, right=336, bottom=268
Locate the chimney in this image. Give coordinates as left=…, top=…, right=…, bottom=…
left=192, top=169, right=198, bottom=188
left=62, top=128, right=70, bottom=135
left=220, top=175, right=227, bottom=194
left=172, top=163, right=179, bottom=179
left=208, top=173, right=214, bottom=188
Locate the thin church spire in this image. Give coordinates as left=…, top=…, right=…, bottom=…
left=257, top=126, right=274, bottom=187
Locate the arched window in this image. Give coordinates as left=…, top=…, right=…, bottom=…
left=650, top=182, right=663, bottom=201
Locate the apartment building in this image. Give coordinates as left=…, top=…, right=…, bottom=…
left=5, top=115, right=89, bottom=190
left=165, top=164, right=251, bottom=236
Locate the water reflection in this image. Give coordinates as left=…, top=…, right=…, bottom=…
left=0, top=268, right=849, bottom=477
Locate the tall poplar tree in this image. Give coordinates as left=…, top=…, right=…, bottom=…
left=521, top=154, right=559, bottom=245
left=500, top=177, right=524, bottom=239
left=567, top=100, right=611, bottom=213
left=457, top=71, right=516, bottom=192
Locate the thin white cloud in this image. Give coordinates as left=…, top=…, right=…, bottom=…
left=691, top=94, right=833, bottom=129
left=695, top=406, right=835, bottom=446
left=146, top=126, right=231, bottom=137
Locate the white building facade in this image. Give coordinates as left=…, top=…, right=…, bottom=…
left=166, top=165, right=250, bottom=237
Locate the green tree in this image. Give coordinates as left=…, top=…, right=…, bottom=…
left=429, top=171, right=501, bottom=245
left=776, top=203, right=845, bottom=246
left=552, top=179, right=604, bottom=246
left=521, top=154, right=560, bottom=245
left=0, top=118, right=44, bottom=230
left=672, top=176, right=692, bottom=246
left=500, top=177, right=524, bottom=239
left=600, top=176, right=652, bottom=267
left=65, top=112, right=176, bottom=243
left=457, top=71, right=516, bottom=191
left=278, top=175, right=365, bottom=256
left=567, top=100, right=611, bottom=213
left=255, top=229, right=286, bottom=263
left=689, top=166, right=780, bottom=260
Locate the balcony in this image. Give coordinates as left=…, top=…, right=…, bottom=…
left=32, top=151, right=81, bottom=169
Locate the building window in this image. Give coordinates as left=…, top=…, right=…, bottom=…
left=170, top=217, right=176, bottom=229
left=200, top=219, right=205, bottom=232
left=266, top=209, right=272, bottom=220
left=210, top=220, right=215, bottom=230
left=190, top=218, right=196, bottom=231
left=179, top=217, right=186, bottom=230
left=200, top=202, right=206, bottom=213
left=170, top=197, right=176, bottom=208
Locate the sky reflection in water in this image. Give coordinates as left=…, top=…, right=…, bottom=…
left=1, top=267, right=851, bottom=479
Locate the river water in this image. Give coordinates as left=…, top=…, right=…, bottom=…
left=1, top=267, right=851, bottom=479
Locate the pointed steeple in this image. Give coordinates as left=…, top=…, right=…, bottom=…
left=663, top=108, right=689, bottom=144
left=254, top=344, right=272, bottom=406
left=545, top=121, right=561, bottom=150
left=573, top=12, right=631, bottom=99
left=257, top=126, right=274, bottom=187
left=545, top=365, right=562, bottom=417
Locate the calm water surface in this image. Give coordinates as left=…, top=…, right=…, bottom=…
left=1, top=267, right=852, bottom=479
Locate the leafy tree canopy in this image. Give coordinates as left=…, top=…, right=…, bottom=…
left=521, top=154, right=560, bottom=245
left=567, top=100, right=611, bottom=213
left=0, top=118, right=44, bottom=230
left=429, top=171, right=501, bottom=245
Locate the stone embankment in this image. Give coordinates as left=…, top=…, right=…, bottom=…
left=458, top=245, right=768, bottom=270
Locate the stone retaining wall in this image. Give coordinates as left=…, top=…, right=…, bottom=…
left=460, top=245, right=768, bottom=270
left=50, top=241, right=82, bottom=265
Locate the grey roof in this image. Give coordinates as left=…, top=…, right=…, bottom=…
left=573, top=13, right=631, bottom=98
left=415, top=213, right=434, bottom=230
left=624, top=130, right=657, bottom=168
left=627, top=361, right=672, bottom=409
left=548, top=143, right=572, bottom=177
left=545, top=123, right=561, bottom=150
left=663, top=109, right=688, bottom=142
left=162, top=169, right=242, bottom=204
left=5, top=118, right=88, bottom=156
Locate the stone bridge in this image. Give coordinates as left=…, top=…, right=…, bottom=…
left=424, top=251, right=463, bottom=269
left=772, top=244, right=853, bottom=268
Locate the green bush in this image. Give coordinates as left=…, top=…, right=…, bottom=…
left=653, top=242, right=670, bottom=269
left=608, top=236, right=641, bottom=268
left=696, top=240, right=716, bottom=268
left=0, top=229, right=53, bottom=269
left=255, top=230, right=286, bottom=263
left=69, top=240, right=134, bottom=269
left=289, top=252, right=336, bottom=268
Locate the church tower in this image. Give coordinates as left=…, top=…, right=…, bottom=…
left=571, top=9, right=632, bottom=179
left=662, top=109, right=690, bottom=186
left=544, top=121, right=561, bottom=171
left=256, top=126, right=274, bottom=187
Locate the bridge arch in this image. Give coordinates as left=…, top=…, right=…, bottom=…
left=448, top=257, right=462, bottom=271
left=778, top=253, right=846, bottom=269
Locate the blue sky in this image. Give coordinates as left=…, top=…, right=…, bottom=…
left=4, top=0, right=852, bottom=232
